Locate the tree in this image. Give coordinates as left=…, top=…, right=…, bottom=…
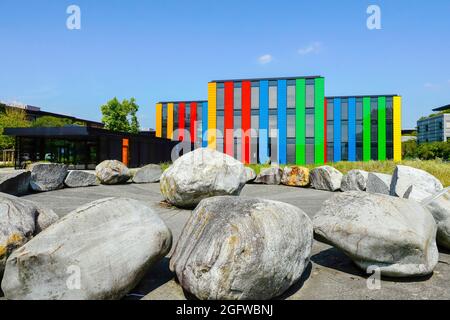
left=0, top=107, right=31, bottom=149
left=32, top=116, right=78, bottom=128
left=100, top=97, right=140, bottom=133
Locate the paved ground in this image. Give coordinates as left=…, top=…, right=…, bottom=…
left=22, top=183, right=450, bottom=300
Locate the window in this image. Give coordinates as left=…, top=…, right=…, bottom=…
left=173, top=104, right=179, bottom=141
left=269, top=83, right=277, bottom=109
left=327, top=100, right=334, bottom=121
left=217, top=113, right=224, bottom=140
left=371, top=98, right=378, bottom=159
left=287, top=112, right=295, bottom=138
left=287, top=140, right=295, bottom=164
left=162, top=104, right=167, bottom=138
left=287, top=85, right=295, bottom=108
left=327, top=124, right=334, bottom=141
left=306, top=143, right=314, bottom=164
left=341, top=99, right=348, bottom=120
left=269, top=114, right=277, bottom=135
left=306, top=83, right=314, bottom=109
left=327, top=143, right=334, bottom=163
left=234, top=86, right=242, bottom=111
left=217, top=88, right=225, bottom=111
left=356, top=99, right=363, bottom=120
left=306, top=113, right=314, bottom=138
left=251, top=84, right=259, bottom=109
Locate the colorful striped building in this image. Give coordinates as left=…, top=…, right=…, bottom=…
left=155, top=76, right=402, bottom=164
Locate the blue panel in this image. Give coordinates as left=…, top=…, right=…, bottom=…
left=348, top=97, right=357, bottom=161
left=333, top=98, right=341, bottom=162
left=277, top=80, right=287, bottom=164
left=202, top=102, right=208, bottom=148
left=259, top=80, right=269, bottom=164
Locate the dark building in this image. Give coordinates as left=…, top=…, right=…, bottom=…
left=4, top=126, right=179, bottom=169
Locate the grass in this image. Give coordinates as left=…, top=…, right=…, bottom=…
left=161, top=159, right=450, bottom=187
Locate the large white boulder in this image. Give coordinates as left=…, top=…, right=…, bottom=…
left=170, top=196, right=313, bottom=300
left=422, top=188, right=450, bottom=249
left=95, top=160, right=131, bottom=185
left=132, top=164, right=162, bottom=184
left=64, top=171, right=99, bottom=188
left=1, top=198, right=172, bottom=300
left=310, top=166, right=343, bottom=191
left=254, top=166, right=283, bottom=185
left=390, top=165, right=443, bottom=202
left=160, top=148, right=246, bottom=208
left=366, top=172, right=392, bottom=195
left=313, top=191, right=439, bottom=277
left=0, top=170, right=30, bottom=196
left=341, top=169, right=369, bottom=192
left=29, top=163, right=68, bottom=192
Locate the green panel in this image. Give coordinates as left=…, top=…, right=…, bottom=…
left=296, top=79, right=306, bottom=165
left=378, top=96, right=386, bottom=161
left=314, top=78, right=325, bottom=164
left=363, top=97, right=371, bottom=161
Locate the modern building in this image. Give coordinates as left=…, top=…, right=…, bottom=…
left=155, top=76, right=402, bottom=164
left=417, top=105, right=450, bottom=144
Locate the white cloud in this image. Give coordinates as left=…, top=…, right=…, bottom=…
left=258, top=54, right=273, bottom=65
left=298, top=42, right=322, bottom=55
left=424, top=82, right=440, bottom=89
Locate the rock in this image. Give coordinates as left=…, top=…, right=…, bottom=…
left=254, top=166, right=283, bottom=185
left=95, top=160, right=131, bottom=185
left=366, top=172, right=392, bottom=195
left=313, top=191, right=438, bottom=277
left=64, top=171, right=99, bottom=188
left=281, top=166, right=310, bottom=187
left=1, top=198, right=172, bottom=300
left=390, top=165, right=443, bottom=201
left=160, top=148, right=247, bottom=208
left=29, top=163, right=68, bottom=192
left=170, top=196, right=313, bottom=300
left=310, top=166, right=343, bottom=191
left=244, top=167, right=256, bottom=183
left=0, top=170, right=30, bottom=196
left=340, top=170, right=368, bottom=192
left=132, top=164, right=162, bottom=184
left=33, top=203, right=59, bottom=234
left=422, top=188, right=450, bottom=249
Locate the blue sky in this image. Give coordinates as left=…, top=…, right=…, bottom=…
left=0, top=0, right=449, bottom=129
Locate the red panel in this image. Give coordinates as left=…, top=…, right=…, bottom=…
left=224, top=82, right=234, bottom=156
left=178, top=102, right=185, bottom=141
left=324, top=99, right=327, bottom=163
left=241, top=81, right=251, bottom=164
left=190, top=102, right=197, bottom=144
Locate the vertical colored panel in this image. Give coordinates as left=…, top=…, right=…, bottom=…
left=207, top=83, right=217, bottom=149
left=295, top=79, right=306, bottom=165
left=348, top=97, right=357, bottom=161
left=224, top=82, right=234, bottom=156
left=122, top=138, right=129, bottom=166
left=393, top=96, right=402, bottom=161
left=277, top=80, right=287, bottom=165
left=333, top=98, right=341, bottom=162
left=363, top=97, right=371, bottom=161
left=378, top=97, right=386, bottom=161
left=202, top=102, right=208, bottom=148
left=167, top=103, right=174, bottom=140
left=324, top=99, right=327, bottom=163
left=190, top=102, right=197, bottom=144
left=178, top=102, right=185, bottom=141
left=314, top=78, right=325, bottom=164
left=155, top=103, right=162, bottom=138
left=241, top=81, right=251, bottom=164
left=259, top=80, right=269, bottom=164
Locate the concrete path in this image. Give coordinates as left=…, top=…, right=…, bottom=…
left=22, top=183, right=450, bottom=300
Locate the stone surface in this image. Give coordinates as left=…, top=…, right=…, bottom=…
left=366, top=172, right=392, bottom=195
left=160, top=148, right=246, bottom=208
left=254, top=166, right=283, bottom=185
left=310, top=166, right=343, bottom=191
left=281, top=166, right=310, bottom=187
left=132, top=164, right=162, bottom=184
left=313, top=191, right=439, bottom=277
left=0, top=170, right=30, bottom=196
left=1, top=198, right=172, bottom=300
left=422, top=188, right=450, bottom=249
left=390, top=165, right=443, bottom=201
left=64, top=170, right=99, bottom=188
left=95, top=160, right=131, bottom=185
left=170, top=196, right=313, bottom=300
left=29, top=163, right=68, bottom=192
left=244, top=167, right=256, bottom=183
left=33, top=203, right=59, bottom=234
left=340, top=170, right=368, bottom=192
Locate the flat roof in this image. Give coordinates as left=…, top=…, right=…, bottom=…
left=156, top=100, right=207, bottom=104
left=326, top=94, right=400, bottom=99
left=210, top=75, right=323, bottom=83
left=432, top=104, right=450, bottom=112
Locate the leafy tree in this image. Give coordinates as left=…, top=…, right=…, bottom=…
left=32, top=116, right=78, bottom=128
left=403, top=140, right=450, bottom=161
left=0, top=107, right=31, bottom=149
left=101, top=97, right=140, bottom=133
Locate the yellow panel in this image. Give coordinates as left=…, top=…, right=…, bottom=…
left=207, top=82, right=217, bottom=149
left=167, top=103, right=174, bottom=140
left=393, top=96, right=402, bottom=161
left=155, top=103, right=162, bottom=138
